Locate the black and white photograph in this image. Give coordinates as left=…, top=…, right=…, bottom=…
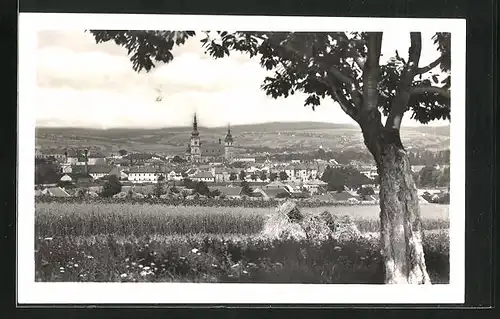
left=18, top=14, right=466, bottom=304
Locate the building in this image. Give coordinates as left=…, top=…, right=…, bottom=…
left=184, top=113, right=235, bottom=163
left=127, top=166, right=164, bottom=183
left=166, top=168, right=184, bottom=181
left=283, top=163, right=319, bottom=181
left=232, top=154, right=256, bottom=163
left=330, top=191, right=361, bottom=203
left=263, top=181, right=288, bottom=189
left=209, top=186, right=243, bottom=199
left=41, top=187, right=71, bottom=198
left=59, top=172, right=93, bottom=184
left=212, top=167, right=233, bottom=183
left=302, top=179, right=328, bottom=194
left=64, top=149, right=107, bottom=166
left=191, top=171, right=215, bottom=183
left=258, top=187, right=290, bottom=199
left=87, top=165, right=114, bottom=180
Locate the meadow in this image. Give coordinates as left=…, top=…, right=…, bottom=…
left=35, top=202, right=450, bottom=283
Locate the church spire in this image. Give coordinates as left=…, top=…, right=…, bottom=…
left=191, top=113, right=199, bottom=136
left=224, top=122, right=233, bottom=143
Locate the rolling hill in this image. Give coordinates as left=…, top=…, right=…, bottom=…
left=35, top=122, right=450, bottom=156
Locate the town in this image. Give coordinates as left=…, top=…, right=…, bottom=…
left=35, top=114, right=450, bottom=205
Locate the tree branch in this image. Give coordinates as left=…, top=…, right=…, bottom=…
left=353, top=56, right=366, bottom=69
left=320, top=73, right=360, bottom=122
left=416, top=56, right=443, bottom=74
left=410, top=86, right=450, bottom=98
left=385, top=32, right=422, bottom=130
left=361, top=32, right=383, bottom=112
left=407, top=32, right=422, bottom=70
left=328, top=66, right=358, bottom=88
left=332, top=89, right=360, bottom=122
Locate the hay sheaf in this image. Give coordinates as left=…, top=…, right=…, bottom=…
left=261, top=200, right=361, bottom=242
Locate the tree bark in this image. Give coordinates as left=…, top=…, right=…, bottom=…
left=361, top=115, right=432, bottom=284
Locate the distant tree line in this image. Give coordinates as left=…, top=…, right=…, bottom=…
left=414, top=166, right=450, bottom=188
left=321, top=165, right=375, bottom=192
left=35, top=158, right=61, bottom=185
left=257, top=148, right=450, bottom=167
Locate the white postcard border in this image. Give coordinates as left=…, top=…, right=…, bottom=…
left=18, top=13, right=466, bottom=304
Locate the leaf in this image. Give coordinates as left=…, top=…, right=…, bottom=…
left=432, top=75, right=439, bottom=84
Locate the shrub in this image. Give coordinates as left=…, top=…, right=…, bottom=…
left=34, top=232, right=449, bottom=284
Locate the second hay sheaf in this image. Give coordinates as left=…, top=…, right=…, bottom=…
left=261, top=200, right=361, bottom=242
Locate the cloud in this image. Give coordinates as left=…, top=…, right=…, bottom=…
left=35, top=30, right=448, bottom=128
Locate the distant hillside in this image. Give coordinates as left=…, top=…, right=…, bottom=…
left=35, top=122, right=450, bottom=155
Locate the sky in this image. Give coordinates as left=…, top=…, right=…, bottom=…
left=35, top=30, right=449, bottom=129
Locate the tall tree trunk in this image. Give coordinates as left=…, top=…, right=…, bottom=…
left=361, top=114, right=431, bottom=284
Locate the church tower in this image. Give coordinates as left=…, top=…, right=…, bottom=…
left=190, top=113, right=201, bottom=162
left=224, top=124, right=234, bottom=161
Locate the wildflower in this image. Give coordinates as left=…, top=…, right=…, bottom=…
left=131, top=262, right=137, bottom=266
left=197, top=253, right=201, bottom=256
left=242, top=270, right=248, bottom=274
left=74, top=264, right=78, bottom=268
left=150, top=262, right=155, bottom=266
left=191, top=248, right=199, bottom=254
left=333, top=246, right=342, bottom=252
left=140, top=271, right=147, bottom=277
left=120, top=273, right=127, bottom=278
left=44, top=237, right=53, bottom=241
left=59, top=267, right=64, bottom=270
left=87, top=255, right=94, bottom=259
left=143, top=266, right=150, bottom=271
left=125, top=258, right=129, bottom=262
left=138, top=264, right=143, bottom=268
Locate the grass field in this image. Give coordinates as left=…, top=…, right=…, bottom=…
left=35, top=202, right=450, bottom=283
left=35, top=202, right=449, bottom=237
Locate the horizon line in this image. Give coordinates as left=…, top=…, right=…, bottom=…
left=35, top=120, right=450, bottom=130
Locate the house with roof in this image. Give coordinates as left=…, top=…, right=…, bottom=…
left=60, top=172, right=93, bottom=184
left=166, top=168, right=184, bottom=181
left=127, top=166, right=165, bottom=183
left=211, top=167, right=232, bottom=183
left=87, top=165, right=115, bottom=179
left=259, top=187, right=290, bottom=199
left=65, top=149, right=107, bottom=166
left=330, top=191, right=361, bottom=203
left=209, top=186, right=243, bottom=199
left=263, top=181, right=288, bottom=189
left=232, top=154, right=256, bottom=163
left=191, top=171, right=215, bottom=183
left=184, top=168, right=198, bottom=177
left=42, top=187, right=71, bottom=198
left=303, top=179, right=328, bottom=194
left=283, top=163, right=319, bottom=181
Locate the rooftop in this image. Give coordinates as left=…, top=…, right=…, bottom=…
left=209, top=186, right=242, bottom=196
left=128, top=166, right=164, bottom=174
left=192, top=171, right=215, bottom=179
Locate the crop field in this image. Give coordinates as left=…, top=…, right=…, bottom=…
left=35, top=202, right=450, bottom=283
